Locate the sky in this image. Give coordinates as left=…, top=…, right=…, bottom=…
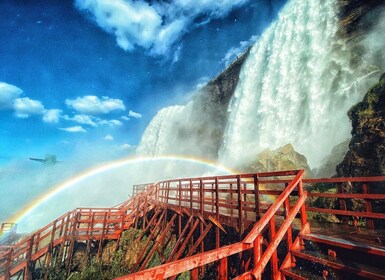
left=0, top=0, right=287, bottom=166
left=0, top=0, right=289, bottom=226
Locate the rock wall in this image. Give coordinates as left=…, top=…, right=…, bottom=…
left=337, top=74, right=385, bottom=177
left=182, top=48, right=251, bottom=158
left=338, top=0, right=384, bottom=40
left=247, top=144, right=313, bottom=177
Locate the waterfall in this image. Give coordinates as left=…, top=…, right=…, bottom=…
left=138, top=0, right=383, bottom=169
left=219, top=0, right=380, bottom=168
left=137, top=105, right=189, bottom=156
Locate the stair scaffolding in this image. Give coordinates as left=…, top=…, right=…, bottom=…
left=1, top=170, right=385, bottom=279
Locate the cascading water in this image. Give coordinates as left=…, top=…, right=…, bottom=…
left=219, top=0, right=380, bottom=168
left=137, top=0, right=383, bottom=170
left=137, top=105, right=189, bottom=156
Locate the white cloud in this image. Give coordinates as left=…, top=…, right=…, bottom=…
left=121, top=116, right=130, bottom=121
left=0, top=82, right=22, bottom=109
left=64, top=114, right=98, bottom=127
left=222, top=35, right=259, bottom=66
left=104, top=134, right=114, bottom=141
left=43, top=109, right=62, bottom=123
left=99, top=119, right=123, bottom=126
left=75, top=0, right=248, bottom=57
left=128, top=110, right=142, bottom=119
left=120, top=143, right=134, bottom=151
left=66, top=95, right=125, bottom=114
left=14, top=97, right=45, bottom=118
left=59, top=126, right=87, bottom=133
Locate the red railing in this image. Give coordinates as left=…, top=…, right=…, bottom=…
left=116, top=170, right=307, bottom=279
left=2, top=170, right=385, bottom=280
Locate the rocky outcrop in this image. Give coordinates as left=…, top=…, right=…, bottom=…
left=246, top=144, right=313, bottom=177
left=314, top=140, right=349, bottom=178
left=337, top=74, right=385, bottom=177
left=174, top=48, right=251, bottom=159
left=338, top=0, right=384, bottom=40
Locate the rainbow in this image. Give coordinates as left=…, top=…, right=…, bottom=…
left=9, top=155, right=237, bottom=226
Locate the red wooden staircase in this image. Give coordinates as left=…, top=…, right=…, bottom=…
left=1, top=170, right=385, bottom=279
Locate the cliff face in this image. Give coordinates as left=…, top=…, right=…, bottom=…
left=338, top=0, right=384, bottom=40
left=337, top=74, right=385, bottom=177
left=176, top=49, right=250, bottom=158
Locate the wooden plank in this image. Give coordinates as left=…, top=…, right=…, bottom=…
left=300, top=233, right=385, bottom=257
left=292, top=250, right=385, bottom=279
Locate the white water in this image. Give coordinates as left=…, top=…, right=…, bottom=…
left=138, top=0, right=383, bottom=169
left=219, top=0, right=380, bottom=168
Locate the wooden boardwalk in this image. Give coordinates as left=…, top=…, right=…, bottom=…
left=1, top=170, right=385, bottom=279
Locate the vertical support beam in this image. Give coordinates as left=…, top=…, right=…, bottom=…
left=253, top=175, right=260, bottom=221
left=218, top=257, right=228, bottom=280
left=284, top=196, right=293, bottom=250
left=237, top=175, right=243, bottom=235
left=190, top=267, right=199, bottom=280
left=143, top=195, right=148, bottom=230
left=243, top=183, right=248, bottom=220
left=269, top=217, right=279, bottom=280
left=363, top=183, right=375, bottom=230
left=230, top=183, right=234, bottom=218
left=190, top=179, right=193, bottom=212
left=297, top=179, right=307, bottom=226
left=215, top=177, right=220, bottom=249
left=98, top=211, right=108, bottom=259
left=253, top=235, right=262, bottom=268
left=58, top=213, right=70, bottom=265
left=199, top=178, right=205, bottom=276
left=211, top=183, right=215, bottom=213
left=44, top=220, right=57, bottom=269
left=338, top=183, right=349, bottom=225
left=178, top=180, right=182, bottom=236
left=67, top=212, right=80, bottom=274
left=4, top=248, right=13, bottom=280
left=25, top=235, right=35, bottom=280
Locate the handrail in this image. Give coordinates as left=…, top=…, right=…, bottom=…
left=244, top=170, right=304, bottom=244
left=117, top=169, right=306, bottom=279
left=2, top=170, right=385, bottom=280
left=252, top=193, right=308, bottom=278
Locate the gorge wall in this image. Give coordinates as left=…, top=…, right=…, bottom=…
left=337, top=74, right=385, bottom=177
left=137, top=0, right=385, bottom=174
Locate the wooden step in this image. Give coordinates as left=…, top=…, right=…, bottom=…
left=280, top=267, right=324, bottom=280
left=300, top=233, right=385, bottom=257
left=291, top=249, right=385, bottom=280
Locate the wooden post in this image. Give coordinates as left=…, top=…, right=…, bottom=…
left=363, top=183, right=375, bottom=230
left=4, top=248, right=13, bottom=280
left=215, top=177, right=220, bottom=249
left=253, top=235, right=262, bottom=268
left=190, top=267, right=199, bottom=280
left=284, top=196, right=293, bottom=250
left=253, top=175, right=260, bottom=220
left=25, top=235, right=35, bottom=280
left=297, top=179, right=307, bottom=226
left=218, top=257, right=228, bottom=280
left=338, top=183, right=349, bottom=225
left=237, top=175, right=243, bottom=235
left=269, top=217, right=279, bottom=280
left=199, top=179, right=204, bottom=276
left=179, top=180, right=182, bottom=236
left=67, top=212, right=80, bottom=274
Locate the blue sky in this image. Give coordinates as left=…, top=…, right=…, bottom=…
left=0, top=0, right=287, bottom=166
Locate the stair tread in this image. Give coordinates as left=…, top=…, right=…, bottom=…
left=292, top=249, right=385, bottom=279
left=281, top=267, right=324, bottom=280
left=300, top=233, right=385, bottom=256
